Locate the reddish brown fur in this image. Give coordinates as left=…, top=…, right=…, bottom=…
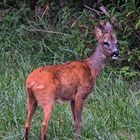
left=25, top=22, right=118, bottom=140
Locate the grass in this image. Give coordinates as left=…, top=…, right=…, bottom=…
left=0, top=4, right=140, bottom=140
left=1, top=66, right=140, bottom=140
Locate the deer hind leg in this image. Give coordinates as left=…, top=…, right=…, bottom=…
left=34, top=87, right=56, bottom=140
left=25, top=88, right=37, bottom=140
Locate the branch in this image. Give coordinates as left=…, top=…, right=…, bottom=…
left=28, top=29, right=72, bottom=37
left=84, top=5, right=103, bottom=16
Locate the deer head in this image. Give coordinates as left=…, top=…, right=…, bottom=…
left=95, top=22, right=119, bottom=60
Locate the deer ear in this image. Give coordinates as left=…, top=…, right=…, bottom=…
left=95, top=27, right=103, bottom=41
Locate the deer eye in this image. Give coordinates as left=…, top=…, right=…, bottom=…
left=103, top=42, right=109, bottom=46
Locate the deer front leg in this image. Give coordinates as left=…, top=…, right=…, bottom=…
left=71, top=100, right=76, bottom=122
left=74, top=95, right=85, bottom=139
left=30, top=0, right=37, bottom=10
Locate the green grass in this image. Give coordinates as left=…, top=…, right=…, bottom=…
left=0, top=5, right=140, bottom=140
left=1, top=66, right=140, bottom=140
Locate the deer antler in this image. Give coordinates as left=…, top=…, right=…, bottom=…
left=99, top=5, right=118, bottom=28
left=99, top=6, right=110, bottom=17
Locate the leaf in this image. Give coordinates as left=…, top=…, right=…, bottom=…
left=135, top=17, right=140, bottom=29
left=126, top=11, right=134, bottom=17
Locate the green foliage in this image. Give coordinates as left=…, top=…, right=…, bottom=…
left=106, top=0, right=140, bottom=79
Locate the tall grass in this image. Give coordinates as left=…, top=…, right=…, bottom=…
left=1, top=63, right=140, bottom=140
left=0, top=4, right=140, bottom=140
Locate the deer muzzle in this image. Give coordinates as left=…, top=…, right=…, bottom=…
left=111, top=50, right=119, bottom=60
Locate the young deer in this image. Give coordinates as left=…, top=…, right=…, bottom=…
left=25, top=22, right=119, bottom=140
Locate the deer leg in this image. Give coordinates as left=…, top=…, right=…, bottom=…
left=74, top=96, right=84, bottom=139
left=25, top=88, right=37, bottom=140
left=41, top=102, right=54, bottom=140
left=71, top=100, right=76, bottom=122
left=60, top=0, right=64, bottom=7
left=30, top=0, right=38, bottom=10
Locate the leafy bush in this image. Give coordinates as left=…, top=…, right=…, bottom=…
left=107, top=0, right=140, bottom=79
left=0, top=0, right=140, bottom=80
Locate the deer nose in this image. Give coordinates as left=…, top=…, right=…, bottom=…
left=111, top=50, right=119, bottom=59
left=112, top=50, right=119, bottom=56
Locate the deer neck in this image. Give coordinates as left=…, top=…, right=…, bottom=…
left=86, top=45, right=108, bottom=79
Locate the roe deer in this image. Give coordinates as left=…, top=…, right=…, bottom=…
left=25, top=22, right=119, bottom=140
